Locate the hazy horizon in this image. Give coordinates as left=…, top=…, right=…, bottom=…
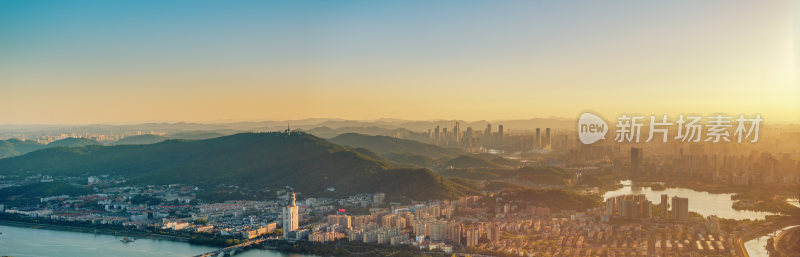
left=2, top=115, right=799, bottom=127
left=0, top=116, right=575, bottom=127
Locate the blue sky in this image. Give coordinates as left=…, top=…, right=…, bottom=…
left=1, top=0, right=797, bottom=124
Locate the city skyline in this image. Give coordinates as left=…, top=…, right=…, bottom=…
left=1, top=1, right=798, bottom=257
left=1, top=0, right=798, bottom=124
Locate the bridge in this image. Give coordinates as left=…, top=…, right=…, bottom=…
left=193, top=238, right=267, bottom=257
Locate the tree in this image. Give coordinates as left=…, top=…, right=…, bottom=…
left=332, top=248, right=350, bottom=257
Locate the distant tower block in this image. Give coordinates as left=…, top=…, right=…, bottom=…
left=498, top=125, right=504, bottom=145
left=545, top=128, right=551, bottom=149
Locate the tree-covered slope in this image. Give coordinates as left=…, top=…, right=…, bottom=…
left=0, top=132, right=473, bottom=200
left=443, top=155, right=501, bottom=169
left=47, top=137, right=100, bottom=147
left=330, top=133, right=461, bottom=159
left=0, top=139, right=45, bottom=159
left=499, top=188, right=601, bottom=211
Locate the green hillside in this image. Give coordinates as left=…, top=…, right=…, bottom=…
left=0, top=182, right=92, bottom=199
left=348, top=147, right=386, bottom=163
left=0, top=139, right=45, bottom=159
left=440, top=166, right=573, bottom=186
left=0, top=138, right=101, bottom=159
left=330, top=133, right=461, bottom=159
left=48, top=137, right=100, bottom=147
left=0, top=132, right=473, bottom=200
left=488, top=156, right=520, bottom=167
left=169, top=131, right=228, bottom=140
left=515, top=166, right=573, bottom=186
left=443, top=155, right=501, bottom=169
left=382, top=153, right=439, bottom=168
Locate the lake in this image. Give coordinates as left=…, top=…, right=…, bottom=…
left=0, top=224, right=317, bottom=257
left=603, top=180, right=793, bottom=257
left=603, top=180, right=776, bottom=220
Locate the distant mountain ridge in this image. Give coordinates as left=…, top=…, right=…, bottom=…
left=0, top=117, right=576, bottom=139
left=0, top=132, right=473, bottom=200
left=0, top=137, right=102, bottom=159
left=330, top=133, right=462, bottom=159
left=443, top=155, right=502, bottom=169
left=0, top=139, right=44, bottom=159
left=48, top=137, right=100, bottom=147
left=168, top=131, right=229, bottom=140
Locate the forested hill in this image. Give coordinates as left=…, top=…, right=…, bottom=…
left=0, top=132, right=473, bottom=200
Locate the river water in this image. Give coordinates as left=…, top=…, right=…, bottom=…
left=744, top=225, right=799, bottom=257
left=786, top=198, right=800, bottom=208
left=603, top=180, right=776, bottom=220
left=0, top=224, right=316, bottom=257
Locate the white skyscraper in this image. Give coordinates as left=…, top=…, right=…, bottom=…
left=282, top=193, right=299, bottom=238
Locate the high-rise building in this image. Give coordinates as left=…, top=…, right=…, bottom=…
left=607, top=194, right=652, bottom=219
left=486, top=223, right=500, bottom=242
left=605, top=197, right=615, bottom=216
left=660, top=194, right=669, bottom=218
left=485, top=124, right=492, bottom=146
left=631, top=147, right=643, bottom=172
left=282, top=193, right=299, bottom=238
left=497, top=125, right=504, bottom=145
left=434, top=126, right=440, bottom=145
left=465, top=227, right=480, bottom=247
left=373, top=193, right=385, bottom=205
left=381, top=214, right=396, bottom=227
left=327, top=214, right=351, bottom=229
left=535, top=128, right=541, bottom=149
left=453, top=120, right=460, bottom=143
left=545, top=128, right=551, bottom=149
left=671, top=196, right=689, bottom=221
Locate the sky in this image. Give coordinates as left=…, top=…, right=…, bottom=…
left=0, top=0, right=798, bottom=124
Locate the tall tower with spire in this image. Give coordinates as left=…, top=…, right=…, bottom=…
left=283, top=123, right=291, bottom=135
left=282, top=192, right=299, bottom=238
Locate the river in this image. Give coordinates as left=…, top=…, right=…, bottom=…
left=786, top=198, right=800, bottom=208
left=603, top=180, right=776, bottom=220
left=744, top=225, right=799, bottom=257
left=0, top=224, right=317, bottom=257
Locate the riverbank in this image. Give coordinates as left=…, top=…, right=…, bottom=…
left=623, top=176, right=800, bottom=216
left=0, top=224, right=227, bottom=257
left=0, top=219, right=190, bottom=242
left=629, top=175, right=750, bottom=194
left=260, top=239, right=448, bottom=257
left=737, top=216, right=800, bottom=257
left=769, top=225, right=800, bottom=257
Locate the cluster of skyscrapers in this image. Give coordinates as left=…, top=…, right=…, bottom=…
left=605, top=194, right=689, bottom=221
left=428, top=121, right=552, bottom=152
